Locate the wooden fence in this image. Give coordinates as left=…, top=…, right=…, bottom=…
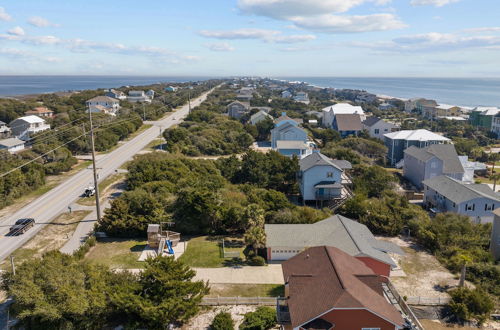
left=406, top=296, right=451, bottom=306
left=201, top=296, right=278, bottom=306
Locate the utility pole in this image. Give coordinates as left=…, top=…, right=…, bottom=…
left=142, top=103, right=146, bottom=121
left=88, top=108, right=102, bottom=222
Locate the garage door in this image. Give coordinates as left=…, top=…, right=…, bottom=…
left=271, top=248, right=300, bottom=261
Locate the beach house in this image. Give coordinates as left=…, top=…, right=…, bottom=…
left=362, top=117, right=400, bottom=140
left=332, top=113, right=363, bottom=138
left=0, top=137, right=25, bottom=153
left=422, top=104, right=462, bottom=119
left=227, top=101, right=250, bottom=119
left=321, top=103, right=365, bottom=128
left=249, top=110, right=272, bottom=125
left=127, top=90, right=152, bottom=103
left=86, top=96, right=120, bottom=115
left=384, top=129, right=451, bottom=166
left=423, top=175, right=499, bottom=224
left=276, top=246, right=405, bottom=330
left=403, top=144, right=466, bottom=189
left=0, top=121, right=10, bottom=138
left=469, top=106, right=500, bottom=128
left=105, top=89, right=126, bottom=100
left=491, top=114, right=500, bottom=137
left=9, top=115, right=50, bottom=140
left=293, top=91, right=309, bottom=104
left=165, top=86, right=178, bottom=92
left=271, top=113, right=310, bottom=157
left=491, top=209, right=500, bottom=261
left=25, top=106, right=54, bottom=118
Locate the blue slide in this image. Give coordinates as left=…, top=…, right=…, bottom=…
left=166, top=240, right=174, bottom=254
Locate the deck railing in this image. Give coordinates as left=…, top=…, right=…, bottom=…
left=200, top=296, right=278, bottom=306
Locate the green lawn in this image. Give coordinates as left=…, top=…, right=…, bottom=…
left=178, top=236, right=244, bottom=268
left=85, top=238, right=147, bottom=269
left=208, top=284, right=284, bottom=297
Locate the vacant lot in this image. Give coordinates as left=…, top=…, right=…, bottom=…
left=383, top=237, right=462, bottom=298
left=178, top=236, right=244, bottom=268
left=0, top=210, right=90, bottom=271
left=85, top=238, right=147, bottom=269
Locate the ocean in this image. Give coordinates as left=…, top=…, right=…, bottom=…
left=1, top=75, right=499, bottom=107
left=0, top=75, right=214, bottom=97
left=277, top=77, right=500, bottom=107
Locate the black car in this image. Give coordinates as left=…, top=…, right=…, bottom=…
left=8, top=218, right=35, bottom=236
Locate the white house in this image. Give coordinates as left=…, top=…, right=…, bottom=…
left=0, top=121, right=10, bottom=138
left=9, top=115, right=50, bottom=141
left=423, top=175, right=499, bottom=224
left=105, top=89, right=126, bottom=100
left=86, top=96, right=120, bottom=114
left=250, top=110, right=272, bottom=125
left=298, top=152, right=352, bottom=202
left=492, top=114, right=500, bottom=137
left=362, top=117, right=399, bottom=140
left=322, top=103, right=365, bottom=128
left=0, top=137, right=25, bottom=153
left=127, top=90, right=152, bottom=103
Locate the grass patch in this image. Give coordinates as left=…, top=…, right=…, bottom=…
left=178, top=236, right=244, bottom=268
left=77, top=173, right=126, bottom=206
left=85, top=238, right=147, bottom=269
left=208, top=284, right=284, bottom=297
left=0, top=210, right=91, bottom=271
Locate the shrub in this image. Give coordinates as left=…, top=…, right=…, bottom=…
left=211, top=311, right=234, bottom=330
left=248, top=256, right=266, bottom=266
left=239, top=307, right=276, bottom=330
left=449, top=287, right=494, bottom=325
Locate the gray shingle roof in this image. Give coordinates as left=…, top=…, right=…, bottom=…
left=362, top=116, right=382, bottom=127
left=0, top=138, right=25, bottom=148
left=299, top=152, right=342, bottom=172
left=422, top=175, right=500, bottom=204
left=405, top=144, right=464, bottom=174
left=265, top=215, right=403, bottom=267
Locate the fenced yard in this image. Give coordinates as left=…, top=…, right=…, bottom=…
left=178, top=236, right=245, bottom=268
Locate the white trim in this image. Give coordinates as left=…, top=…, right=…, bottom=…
left=294, top=307, right=403, bottom=330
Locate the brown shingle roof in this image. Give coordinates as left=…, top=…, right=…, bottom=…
left=25, top=107, right=53, bottom=115
left=282, top=246, right=404, bottom=328
left=334, top=114, right=362, bottom=131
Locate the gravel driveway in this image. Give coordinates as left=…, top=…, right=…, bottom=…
left=193, top=264, right=284, bottom=284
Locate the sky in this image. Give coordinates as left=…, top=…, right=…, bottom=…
left=0, top=0, right=500, bottom=77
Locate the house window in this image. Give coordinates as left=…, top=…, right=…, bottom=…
left=466, top=204, right=475, bottom=211
left=485, top=204, right=495, bottom=211
left=374, top=129, right=380, bottom=134
left=327, top=172, right=334, bottom=178
left=431, top=162, right=437, bottom=169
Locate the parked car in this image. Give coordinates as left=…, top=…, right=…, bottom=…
left=83, top=186, right=95, bottom=197
left=8, top=218, right=35, bottom=235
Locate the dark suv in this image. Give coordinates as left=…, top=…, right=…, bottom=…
left=8, top=218, right=35, bottom=236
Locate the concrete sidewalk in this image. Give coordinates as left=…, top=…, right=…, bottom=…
left=193, top=264, right=284, bottom=284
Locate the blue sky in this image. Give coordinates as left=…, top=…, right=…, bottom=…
left=1, top=0, right=500, bottom=77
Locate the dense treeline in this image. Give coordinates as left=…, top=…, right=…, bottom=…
left=97, top=152, right=329, bottom=236
left=163, top=110, right=254, bottom=156
left=1, top=251, right=208, bottom=329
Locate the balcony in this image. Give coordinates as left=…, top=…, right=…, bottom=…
left=276, top=298, right=290, bottom=324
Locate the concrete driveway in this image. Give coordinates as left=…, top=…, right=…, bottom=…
left=193, top=264, right=284, bottom=284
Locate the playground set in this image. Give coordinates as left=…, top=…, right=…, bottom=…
left=147, top=223, right=180, bottom=256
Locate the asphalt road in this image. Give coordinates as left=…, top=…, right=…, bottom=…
left=0, top=89, right=213, bottom=261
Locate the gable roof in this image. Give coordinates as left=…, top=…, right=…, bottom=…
left=384, top=129, right=450, bottom=142
left=334, top=114, right=362, bottom=131
left=250, top=110, right=271, bottom=121
left=299, top=152, right=343, bottom=172
left=422, top=175, right=500, bottom=204
left=265, top=215, right=403, bottom=267
left=272, top=121, right=305, bottom=134
left=404, top=144, right=464, bottom=174
left=275, top=114, right=302, bottom=125
left=0, top=137, right=25, bottom=148
left=362, top=116, right=382, bottom=127
left=87, top=96, right=119, bottom=103
left=227, top=100, right=250, bottom=109
left=12, top=115, right=45, bottom=124
left=322, top=103, right=364, bottom=115
left=282, top=246, right=404, bottom=328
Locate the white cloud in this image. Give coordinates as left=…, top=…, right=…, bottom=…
left=410, top=0, right=460, bottom=7
left=0, top=34, right=61, bottom=45
left=199, top=28, right=315, bottom=43
left=28, top=16, right=59, bottom=27
left=0, top=7, right=11, bottom=21
left=7, top=26, right=25, bottom=36
left=463, top=27, right=500, bottom=33
left=291, top=13, right=406, bottom=33
left=0, top=47, right=62, bottom=63
left=237, top=0, right=405, bottom=34
left=204, top=42, right=235, bottom=52
left=351, top=31, right=500, bottom=52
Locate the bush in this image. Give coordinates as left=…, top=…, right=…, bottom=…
left=211, top=311, right=234, bottom=330
left=449, top=287, right=494, bottom=325
left=248, top=256, right=266, bottom=266
left=239, top=307, right=276, bottom=330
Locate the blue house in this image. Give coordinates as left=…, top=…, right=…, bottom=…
left=423, top=175, right=499, bottom=224
left=271, top=113, right=309, bottom=158
left=298, top=152, right=352, bottom=203
left=384, top=129, right=451, bottom=166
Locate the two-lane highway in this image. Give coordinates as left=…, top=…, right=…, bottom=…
left=0, top=88, right=214, bottom=261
